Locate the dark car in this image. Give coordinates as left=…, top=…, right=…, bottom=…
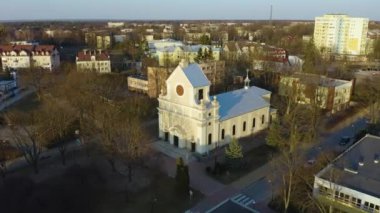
left=339, top=136, right=351, bottom=146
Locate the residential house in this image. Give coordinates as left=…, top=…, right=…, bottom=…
left=76, top=49, right=111, bottom=73
left=0, top=44, right=60, bottom=71
left=279, top=73, right=354, bottom=113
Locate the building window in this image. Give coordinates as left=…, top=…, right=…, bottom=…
left=232, top=125, right=236, bottom=136
left=208, top=134, right=212, bottom=145
left=261, top=115, right=265, bottom=124
left=252, top=118, right=256, bottom=128
left=364, top=202, right=369, bottom=210
left=198, top=89, right=204, bottom=101
left=221, top=129, right=225, bottom=140
left=243, top=122, right=246, bottom=132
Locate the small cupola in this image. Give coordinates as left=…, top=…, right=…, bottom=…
left=244, top=69, right=250, bottom=90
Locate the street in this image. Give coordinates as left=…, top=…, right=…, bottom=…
left=236, top=116, right=369, bottom=208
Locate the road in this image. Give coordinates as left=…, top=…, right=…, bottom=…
left=238, top=116, right=369, bottom=208
left=306, top=117, right=368, bottom=160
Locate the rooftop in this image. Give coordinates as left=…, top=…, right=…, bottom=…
left=76, top=49, right=110, bottom=61
left=290, top=73, right=352, bottom=87
left=0, top=44, right=56, bottom=56
left=181, top=63, right=210, bottom=88
left=215, top=86, right=271, bottom=121
left=318, top=134, right=380, bottom=198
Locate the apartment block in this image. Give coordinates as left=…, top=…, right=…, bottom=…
left=314, top=14, right=369, bottom=56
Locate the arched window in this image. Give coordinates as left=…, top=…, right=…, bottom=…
left=252, top=118, right=256, bottom=128
left=262, top=115, right=265, bottom=124
left=208, top=133, right=212, bottom=145
left=232, top=125, right=236, bottom=136
left=243, top=121, right=246, bottom=132
left=221, top=129, right=225, bottom=140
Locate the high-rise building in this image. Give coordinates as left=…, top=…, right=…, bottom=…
left=314, top=14, right=369, bottom=56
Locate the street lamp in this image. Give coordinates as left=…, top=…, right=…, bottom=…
left=150, top=197, right=158, bottom=213
left=268, top=178, right=274, bottom=201
left=75, top=129, right=81, bottom=145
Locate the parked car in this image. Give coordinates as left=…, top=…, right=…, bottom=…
left=339, top=136, right=351, bottom=146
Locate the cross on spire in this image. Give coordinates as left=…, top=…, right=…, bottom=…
left=244, top=69, right=250, bottom=90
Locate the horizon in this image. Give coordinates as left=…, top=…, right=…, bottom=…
left=1, top=0, right=380, bottom=21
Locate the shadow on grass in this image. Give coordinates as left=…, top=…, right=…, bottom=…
left=98, top=174, right=203, bottom=213
left=0, top=163, right=203, bottom=213
left=207, top=145, right=277, bottom=184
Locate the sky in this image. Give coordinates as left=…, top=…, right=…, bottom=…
left=0, top=0, right=379, bottom=21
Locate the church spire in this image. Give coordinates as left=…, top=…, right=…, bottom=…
left=244, top=69, right=250, bottom=90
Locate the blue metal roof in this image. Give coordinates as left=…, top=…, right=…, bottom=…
left=182, top=63, right=210, bottom=88
left=216, top=87, right=271, bottom=121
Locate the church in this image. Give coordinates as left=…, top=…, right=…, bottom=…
left=158, top=60, right=275, bottom=154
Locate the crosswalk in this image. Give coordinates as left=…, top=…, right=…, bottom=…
left=231, top=193, right=256, bottom=207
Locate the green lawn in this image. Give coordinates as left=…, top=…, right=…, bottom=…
left=210, top=144, right=277, bottom=184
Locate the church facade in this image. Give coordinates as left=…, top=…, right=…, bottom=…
left=158, top=60, right=275, bottom=154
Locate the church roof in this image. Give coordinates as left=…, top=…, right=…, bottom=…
left=182, top=63, right=210, bottom=88
left=216, top=86, right=271, bottom=121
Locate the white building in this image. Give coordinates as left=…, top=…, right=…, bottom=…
left=127, top=75, right=148, bottom=93
left=148, top=39, right=221, bottom=66
left=76, top=49, right=111, bottom=73
left=0, top=45, right=60, bottom=71
left=107, top=22, right=125, bottom=28
left=313, top=134, right=380, bottom=213
left=314, top=14, right=369, bottom=56
left=158, top=60, right=274, bottom=154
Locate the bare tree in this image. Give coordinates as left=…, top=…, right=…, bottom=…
left=0, top=141, right=19, bottom=178
left=6, top=110, right=50, bottom=174
left=118, top=116, right=148, bottom=182
left=39, top=99, right=76, bottom=166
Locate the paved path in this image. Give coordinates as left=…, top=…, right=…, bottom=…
left=150, top=140, right=196, bottom=163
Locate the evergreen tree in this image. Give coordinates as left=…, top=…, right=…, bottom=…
left=175, top=157, right=190, bottom=195
left=370, top=39, right=380, bottom=60
left=302, top=39, right=321, bottom=74
left=195, top=48, right=203, bottom=63
left=225, top=138, right=243, bottom=159
left=200, top=35, right=211, bottom=45
left=266, top=118, right=282, bottom=148
left=207, top=47, right=214, bottom=60
left=225, top=138, right=243, bottom=168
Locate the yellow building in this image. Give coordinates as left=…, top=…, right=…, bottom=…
left=314, top=14, right=369, bottom=56
left=155, top=45, right=220, bottom=67
left=279, top=73, right=354, bottom=113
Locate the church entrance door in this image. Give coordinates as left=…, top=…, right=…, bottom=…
left=191, top=142, right=196, bottom=152
left=164, top=132, right=169, bottom=142
left=173, top=135, right=179, bottom=147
